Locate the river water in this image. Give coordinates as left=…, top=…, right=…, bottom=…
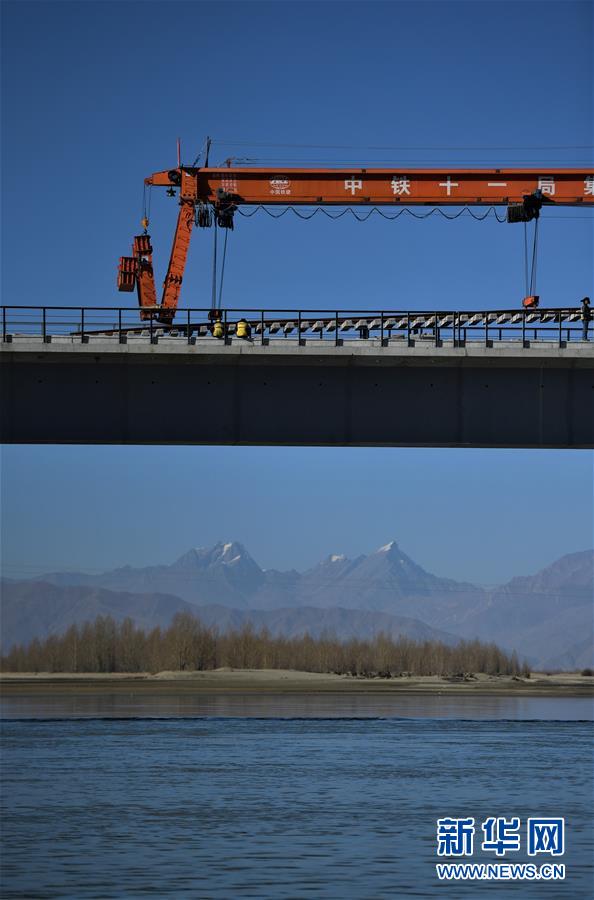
left=1, top=694, right=593, bottom=898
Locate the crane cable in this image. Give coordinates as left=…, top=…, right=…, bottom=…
left=211, top=218, right=218, bottom=310
left=530, top=217, right=539, bottom=296
left=210, top=219, right=231, bottom=310
left=141, top=184, right=152, bottom=231
left=524, top=222, right=529, bottom=296
left=524, top=218, right=540, bottom=296
left=236, top=204, right=508, bottom=223
left=218, top=228, right=229, bottom=309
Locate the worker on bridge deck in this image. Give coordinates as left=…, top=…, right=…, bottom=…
left=581, top=297, right=591, bottom=341
left=209, top=309, right=224, bottom=339
left=236, top=318, right=252, bottom=340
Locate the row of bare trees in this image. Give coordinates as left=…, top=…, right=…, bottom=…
left=1, top=612, right=528, bottom=676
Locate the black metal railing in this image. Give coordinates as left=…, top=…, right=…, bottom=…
left=0, top=305, right=589, bottom=348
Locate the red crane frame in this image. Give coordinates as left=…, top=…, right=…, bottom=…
left=118, top=165, right=594, bottom=322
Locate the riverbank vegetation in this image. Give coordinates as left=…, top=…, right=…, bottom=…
left=1, top=612, right=529, bottom=677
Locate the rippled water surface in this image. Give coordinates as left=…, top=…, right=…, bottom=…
left=2, top=702, right=593, bottom=898
left=3, top=690, right=593, bottom=720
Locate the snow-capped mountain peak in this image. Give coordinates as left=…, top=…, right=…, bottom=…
left=174, top=540, right=253, bottom=571
left=376, top=540, right=397, bottom=553
left=215, top=541, right=242, bottom=562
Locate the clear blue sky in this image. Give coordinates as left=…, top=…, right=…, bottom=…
left=1, top=1, right=592, bottom=584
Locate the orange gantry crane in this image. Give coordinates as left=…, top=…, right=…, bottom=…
left=118, top=163, right=594, bottom=322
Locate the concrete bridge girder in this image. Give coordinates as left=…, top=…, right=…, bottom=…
left=1, top=340, right=593, bottom=448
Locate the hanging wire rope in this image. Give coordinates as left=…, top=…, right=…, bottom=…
left=141, top=184, right=152, bottom=228
left=218, top=228, right=229, bottom=309
left=211, top=219, right=218, bottom=309
left=236, top=204, right=509, bottom=223
left=524, top=221, right=529, bottom=296
left=529, top=218, right=539, bottom=296
left=521, top=219, right=540, bottom=297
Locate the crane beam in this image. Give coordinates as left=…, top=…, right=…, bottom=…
left=147, top=166, right=594, bottom=206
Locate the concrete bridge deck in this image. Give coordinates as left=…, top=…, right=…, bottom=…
left=2, top=333, right=593, bottom=359
left=2, top=336, right=592, bottom=447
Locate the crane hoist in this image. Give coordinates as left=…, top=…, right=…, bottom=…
left=118, top=162, right=594, bottom=323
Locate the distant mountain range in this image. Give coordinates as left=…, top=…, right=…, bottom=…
left=1, top=540, right=592, bottom=670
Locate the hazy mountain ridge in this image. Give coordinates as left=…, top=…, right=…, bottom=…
left=4, top=541, right=593, bottom=668
left=0, top=582, right=457, bottom=654
left=35, top=542, right=265, bottom=609
left=33, top=539, right=484, bottom=615
left=452, top=551, right=594, bottom=664
left=191, top=604, right=459, bottom=645
left=0, top=581, right=194, bottom=651
left=295, top=541, right=482, bottom=621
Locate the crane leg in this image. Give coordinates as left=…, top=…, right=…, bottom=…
left=157, top=201, right=195, bottom=323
